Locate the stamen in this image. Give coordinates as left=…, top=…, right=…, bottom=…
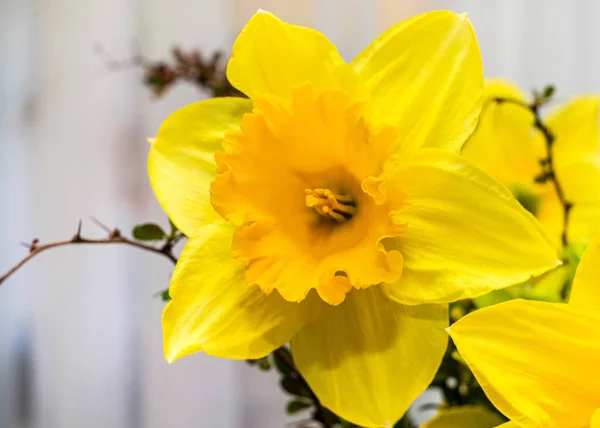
left=305, top=188, right=357, bottom=223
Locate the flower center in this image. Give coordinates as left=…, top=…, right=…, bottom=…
left=210, top=85, right=405, bottom=305
left=305, top=188, right=357, bottom=223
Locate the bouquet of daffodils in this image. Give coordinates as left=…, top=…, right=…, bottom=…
left=3, top=10, right=599, bottom=428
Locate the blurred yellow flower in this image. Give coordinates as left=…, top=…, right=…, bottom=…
left=449, top=230, right=600, bottom=428
left=463, top=80, right=600, bottom=249
left=148, top=11, right=559, bottom=427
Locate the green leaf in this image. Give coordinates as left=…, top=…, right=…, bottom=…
left=132, top=223, right=166, bottom=241
left=285, top=399, right=312, bottom=414
left=160, top=289, right=171, bottom=302
left=543, top=84, right=555, bottom=99
left=272, top=348, right=293, bottom=376
left=168, top=219, right=179, bottom=238
left=258, top=357, right=271, bottom=371
left=394, top=413, right=416, bottom=428
left=280, top=375, right=311, bottom=397
left=246, top=357, right=271, bottom=371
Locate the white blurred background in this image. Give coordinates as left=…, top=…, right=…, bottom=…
left=1, top=0, right=599, bottom=427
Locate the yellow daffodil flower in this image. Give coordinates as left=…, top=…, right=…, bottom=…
left=462, top=80, right=600, bottom=249
left=449, top=230, right=600, bottom=428
left=148, top=11, right=559, bottom=427
left=422, top=406, right=506, bottom=428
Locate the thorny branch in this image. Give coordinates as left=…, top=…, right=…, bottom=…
left=0, top=220, right=180, bottom=286
left=0, top=220, right=336, bottom=426
left=493, top=91, right=572, bottom=248
left=95, top=45, right=243, bottom=98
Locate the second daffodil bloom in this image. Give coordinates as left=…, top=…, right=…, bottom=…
left=449, top=230, right=600, bottom=428
left=148, top=10, right=559, bottom=427
left=462, top=80, right=600, bottom=249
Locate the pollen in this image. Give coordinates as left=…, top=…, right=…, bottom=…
left=305, top=188, right=357, bottom=223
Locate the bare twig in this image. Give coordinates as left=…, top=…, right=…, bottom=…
left=493, top=95, right=572, bottom=247
left=141, top=47, right=243, bottom=98
left=0, top=221, right=178, bottom=286
left=95, top=44, right=242, bottom=98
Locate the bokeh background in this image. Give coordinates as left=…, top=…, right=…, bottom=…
left=1, top=0, right=599, bottom=427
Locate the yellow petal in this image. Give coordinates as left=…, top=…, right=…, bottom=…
left=536, top=187, right=563, bottom=249
left=382, top=149, right=559, bottom=305
left=535, top=189, right=600, bottom=250
left=227, top=10, right=356, bottom=100
left=352, top=11, right=483, bottom=154
left=291, top=287, right=447, bottom=427
left=421, top=406, right=506, bottom=428
left=556, top=157, right=600, bottom=205
left=547, top=96, right=600, bottom=169
left=569, top=229, right=600, bottom=312
left=543, top=199, right=600, bottom=250
left=548, top=96, right=600, bottom=207
left=163, top=221, right=321, bottom=362
left=449, top=299, right=600, bottom=427
left=569, top=202, right=600, bottom=246
left=462, top=79, right=546, bottom=197
left=148, top=97, right=252, bottom=237
left=496, top=423, right=520, bottom=428
left=592, top=409, right=600, bottom=428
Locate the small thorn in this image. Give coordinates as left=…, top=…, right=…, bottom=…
left=21, top=239, right=39, bottom=253
left=72, top=220, right=84, bottom=242
left=90, top=217, right=112, bottom=234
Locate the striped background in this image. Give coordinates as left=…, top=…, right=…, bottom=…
left=1, top=1, right=599, bottom=427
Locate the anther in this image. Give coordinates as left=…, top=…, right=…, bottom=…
left=305, top=188, right=357, bottom=223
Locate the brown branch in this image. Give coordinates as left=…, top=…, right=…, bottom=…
left=531, top=105, right=572, bottom=248
left=493, top=96, right=572, bottom=248
left=95, top=45, right=243, bottom=98
left=0, top=221, right=178, bottom=286
left=142, top=48, right=243, bottom=98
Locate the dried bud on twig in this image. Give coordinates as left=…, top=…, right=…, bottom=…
left=143, top=47, right=243, bottom=98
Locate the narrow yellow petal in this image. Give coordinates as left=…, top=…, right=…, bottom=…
left=569, top=229, right=600, bottom=312
left=421, top=406, right=506, bottom=428
left=547, top=96, right=600, bottom=169
left=227, top=10, right=357, bottom=100
left=449, top=299, right=600, bottom=427
left=462, top=79, right=546, bottom=197
left=163, top=222, right=321, bottom=362
left=548, top=97, right=600, bottom=207
left=383, top=149, right=559, bottom=305
left=291, top=287, right=447, bottom=428
left=353, top=11, right=483, bottom=153
left=148, top=97, right=252, bottom=237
